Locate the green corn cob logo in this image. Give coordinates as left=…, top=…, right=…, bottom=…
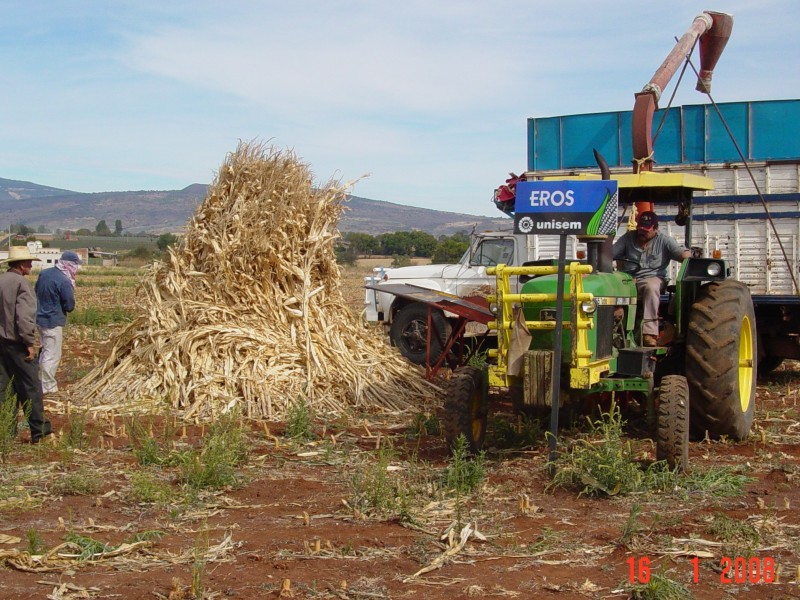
left=586, top=189, right=618, bottom=235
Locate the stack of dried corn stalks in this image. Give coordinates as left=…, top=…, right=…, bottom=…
left=79, top=142, right=438, bottom=421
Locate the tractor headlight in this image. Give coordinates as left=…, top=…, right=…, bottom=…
left=684, top=258, right=728, bottom=280
left=580, top=300, right=597, bottom=314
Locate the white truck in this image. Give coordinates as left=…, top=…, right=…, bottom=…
left=363, top=230, right=584, bottom=364
left=365, top=99, right=800, bottom=370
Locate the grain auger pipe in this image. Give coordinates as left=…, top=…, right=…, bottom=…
left=632, top=10, right=733, bottom=215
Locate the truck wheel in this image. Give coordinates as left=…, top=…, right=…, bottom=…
left=389, top=303, right=451, bottom=366
left=686, top=281, right=756, bottom=440
left=442, top=366, right=488, bottom=454
left=655, top=375, right=689, bottom=472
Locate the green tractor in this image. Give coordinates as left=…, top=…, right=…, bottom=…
left=442, top=171, right=757, bottom=472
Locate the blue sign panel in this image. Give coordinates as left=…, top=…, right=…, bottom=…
left=514, top=180, right=618, bottom=236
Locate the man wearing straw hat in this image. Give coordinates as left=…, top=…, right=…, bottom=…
left=0, top=246, right=52, bottom=443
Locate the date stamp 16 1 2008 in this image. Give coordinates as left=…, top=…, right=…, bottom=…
left=627, top=556, right=778, bottom=585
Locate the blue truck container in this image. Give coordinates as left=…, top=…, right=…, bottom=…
left=527, top=99, right=800, bottom=171
left=526, top=99, right=800, bottom=371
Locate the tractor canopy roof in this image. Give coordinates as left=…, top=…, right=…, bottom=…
left=534, top=171, right=714, bottom=205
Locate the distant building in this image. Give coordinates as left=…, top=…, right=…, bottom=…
left=0, top=242, right=89, bottom=271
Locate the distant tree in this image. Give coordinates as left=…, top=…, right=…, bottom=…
left=114, top=219, right=123, bottom=235
left=37, top=224, right=48, bottom=233
left=377, top=231, right=415, bottom=256
left=432, top=237, right=470, bottom=264
left=157, top=233, right=178, bottom=251
left=335, top=244, right=358, bottom=266
left=55, top=228, right=63, bottom=236
left=127, top=246, right=153, bottom=260
left=391, top=254, right=412, bottom=267
left=76, top=228, right=92, bottom=236
left=407, top=231, right=438, bottom=257
left=376, top=231, right=439, bottom=257
left=95, top=220, right=111, bottom=236
left=11, top=223, right=34, bottom=236
left=450, top=231, right=471, bottom=245
left=344, top=232, right=378, bottom=255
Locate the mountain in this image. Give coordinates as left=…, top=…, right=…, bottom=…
left=0, top=177, right=509, bottom=236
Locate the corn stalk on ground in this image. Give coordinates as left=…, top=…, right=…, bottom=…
left=78, top=142, right=438, bottom=421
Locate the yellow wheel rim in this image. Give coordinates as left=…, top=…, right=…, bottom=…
left=738, top=315, right=754, bottom=412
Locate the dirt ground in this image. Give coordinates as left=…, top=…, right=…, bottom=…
left=1, top=262, right=799, bottom=599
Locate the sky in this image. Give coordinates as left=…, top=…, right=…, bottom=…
left=2, top=1, right=799, bottom=218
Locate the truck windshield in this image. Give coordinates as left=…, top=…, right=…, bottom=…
left=469, top=238, right=514, bottom=267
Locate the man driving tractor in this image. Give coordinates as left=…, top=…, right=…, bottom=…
left=612, top=211, right=691, bottom=346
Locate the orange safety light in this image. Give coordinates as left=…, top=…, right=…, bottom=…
left=712, top=249, right=722, bottom=259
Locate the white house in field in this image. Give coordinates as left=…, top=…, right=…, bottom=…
left=0, top=242, right=89, bottom=271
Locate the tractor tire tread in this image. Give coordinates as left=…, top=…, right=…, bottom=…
left=685, top=280, right=756, bottom=440
left=656, top=375, right=690, bottom=472
left=442, top=366, right=487, bottom=454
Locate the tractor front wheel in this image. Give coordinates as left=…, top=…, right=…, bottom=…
left=655, top=375, right=689, bottom=472
left=686, top=281, right=756, bottom=440
left=442, top=366, right=488, bottom=454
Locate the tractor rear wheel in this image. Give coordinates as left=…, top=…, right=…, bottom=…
left=390, top=303, right=451, bottom=366
left=655, top=375, right=689, bottom=472
left=686, top=281, right=756, bottom=440
left=442, top=366, right=488, bottom=454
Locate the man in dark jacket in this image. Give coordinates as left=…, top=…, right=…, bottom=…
left=0, top=246, right=51, bottom=443
left=35, top=250, right=81, bottom=395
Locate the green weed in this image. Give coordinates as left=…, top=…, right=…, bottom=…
left=349, top=442, right=400, bottom=517
left=626, top=572, right=692, bottom=599
left=679, top=466, right=753, bottom=498
left=65, top=532, right=112, bottom=561
left=127, top=530, right=166, bottom=544
left=441, top=435, right=486, bottom=527
left=441, top=434, right=486, bottom=495
left=548, top=403, right=672, bottom=497
left=178, top=413, right=249, bottom=490
left=466, top=347, right=489, bottom=368
left=618, top=502, right=643, bottom=548
left=60, top=408, right=91, bottom=450
left=408, top=412, right=441, bottom=438
left=68, top=306, right=134, bottom=326
left=129, top=470, right=177, bottom=504
left=27, top=528, right=47, bottom=555
left=126, top=411, right=178, bottom=466
left=490, top=413, right=543, bottom=449
left=0, top=383, right=19, bottom=464
left=192, top=526, right=209, bottom=599
left=285, top=397, right=315, bottom=441
left=51, top=468, right=103, bottom=496
left=526, top=527, right=560, bottom=554
left=707, top=512, right=760, bottom=556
